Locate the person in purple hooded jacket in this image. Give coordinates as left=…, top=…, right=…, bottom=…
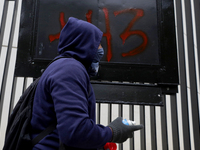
left=31, top=17, right=143, bottom=150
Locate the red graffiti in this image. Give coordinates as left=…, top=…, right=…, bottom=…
left=86, top=10, right=93, bottom=23
left=102, top=8, right=112, bottom=62
left=114, top=9, right=148, bottom=57
left=49, top=8, right=148, bottom=61
left=49, top=12, right=66, bottom=43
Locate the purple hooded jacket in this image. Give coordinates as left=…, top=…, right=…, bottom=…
left=31, top=17, right=112, bottom=150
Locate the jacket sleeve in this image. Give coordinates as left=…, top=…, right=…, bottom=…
left=48, top=60, right=112, bottom=149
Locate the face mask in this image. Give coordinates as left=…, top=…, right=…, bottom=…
left=95, top=48, right=104, bottom=62
left=88, top=47, right=104, bottom=77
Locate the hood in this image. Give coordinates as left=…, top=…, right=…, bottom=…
left=58, top=17, right=103, bottom=68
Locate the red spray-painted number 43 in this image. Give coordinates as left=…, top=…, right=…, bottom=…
left=49, top=8, right=148, bottom=62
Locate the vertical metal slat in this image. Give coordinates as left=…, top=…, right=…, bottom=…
left=0, top=0, right=19, bottom=126
left=174, top=0, right=191, bottom=149
left=8, top=77, right=17, bottom=116
left=170, top=94, right=180, bottom=150
left=184, top=0, right=200, bottom=148
left=140, top=106, right=145, bottom=150
left=22, top=77, right=27, bottom=92
left=160, top=96, right=168, bottom=150
left=96, top=103, right=101, bottom=124
left=150, top=106, right=157, bottom=150
left=193, top=0, right=200, bottom=81
left=0, top=0, right=9, bottom=55
left=108, top=104, right=112, bottom=124
left=118, top=104, right=123, bottom=150
left=129, top=105, right=134, bottom=150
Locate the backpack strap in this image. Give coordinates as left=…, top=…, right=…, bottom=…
left=32, top=123, right=56, bottom=146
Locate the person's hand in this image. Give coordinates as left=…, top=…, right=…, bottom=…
left=107, top=117, right=143, bottom=143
